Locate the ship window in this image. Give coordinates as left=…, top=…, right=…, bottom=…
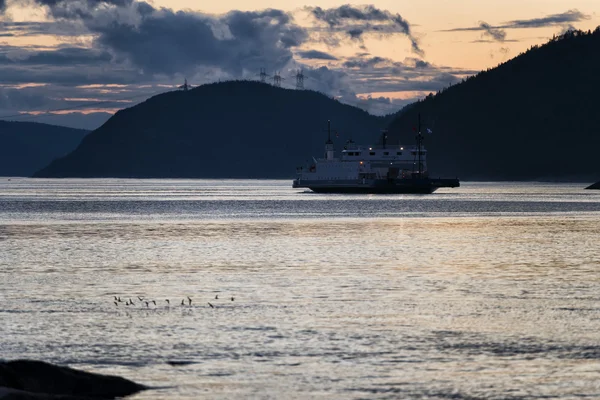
left=383, top=152, right=389, bottom=155
left=355, top=152, right=361, bottom=156
left=369, top=152, right=375, bottom=156
left=397, top=152, right=402, bottom=156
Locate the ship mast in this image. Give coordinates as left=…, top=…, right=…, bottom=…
left=325, top=120, right=334, bottom=160
left=417, top=113, right=423, bottom=177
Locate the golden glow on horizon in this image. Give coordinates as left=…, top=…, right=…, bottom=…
left=0, top=83, right=48, bottom=89
left=62, top=98, right=134, bottom=102
left=22, top=108, right=123, bottom=115
left=76, top=84, right=130, bottom=89
left=358, top=91, right=430, bottom=100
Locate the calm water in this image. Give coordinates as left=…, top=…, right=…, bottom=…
left=1, top=179, right=600, bottom=399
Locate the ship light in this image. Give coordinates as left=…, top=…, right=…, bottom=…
left=360, top=161, right=363, bottom=165
left=400, top=147, right=404, bottom=150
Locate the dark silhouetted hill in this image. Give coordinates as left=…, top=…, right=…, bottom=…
left=387, top=28, right=600, bottom=181
left=0, top=121, right=88, bottom=177
left=35, top=81, right=391, bottom=178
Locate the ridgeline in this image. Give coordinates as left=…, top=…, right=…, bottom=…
left=34, top=81, right=391, bottom=178
left=0, top=121, right=88, bottom=177
left=388, top=28, right=600, bottom=181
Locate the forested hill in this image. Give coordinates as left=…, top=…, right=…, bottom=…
left=387, top=28, right=600, bottom=181
left=0, top=121, right=88, bottom=177
left=35, top=81, right=391, bottom=178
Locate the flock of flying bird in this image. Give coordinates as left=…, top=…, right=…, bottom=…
left=112, top=295, right=234, bottom=309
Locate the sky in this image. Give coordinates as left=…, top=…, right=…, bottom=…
left=0, top=0, right=598, bottom=129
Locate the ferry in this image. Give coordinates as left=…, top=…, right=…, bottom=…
left=292, top=119, right=459, bottom=194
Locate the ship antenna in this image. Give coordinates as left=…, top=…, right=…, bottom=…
left=326, top=120, right=333, bottom=144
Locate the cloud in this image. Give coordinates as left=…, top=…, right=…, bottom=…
left=479, top=22, right=506, bottom=42
left=343, top=56, right=387, bottom=69
left=306, top=5, right=423, bottom=55
left=0, top=21, right=90, bottom=37
left=443, top=9, right=590, bottom=40
left=297, top=65, right=404, bottom=115
left=0, top=81, right=170, bottom=130
left=350, top=95, right=414, bottom=116
left=339, top=54, right=472, bottom=93
left=0, top=47, right=112, bottom=66
left=302, top=65, right=350, bottom=94
left=297, top=50, right=338, bottom=60
left=0, top=1, right=427, bottom=82
left=505, top=9, right=589, bottom=29
left=443, top=21, right=508, bottom=42
left=37, top=2, right=306, bottom=77
left=0, top=1, right=320, bottom=118
left=488, top=46, right=511, bottom=60
left=414, top=59, right=431, bottom=68
left=295, top=53, right=475, bottom=115
left=9, top=0, right=137, bottom=19
left=0, top=86, right=52, bottom=110
left=1, top=1, right=308, bottom=76
left=559, top=24, right=577, bottom=35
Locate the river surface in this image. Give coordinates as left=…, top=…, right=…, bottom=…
left=1, top=179, right=600, bottom=399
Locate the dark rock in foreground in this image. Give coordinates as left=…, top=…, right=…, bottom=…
left=585, top=181, right=600, bottom=189
left=0, top=360, right=146, bottom=399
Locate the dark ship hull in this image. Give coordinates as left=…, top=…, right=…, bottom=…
left=293, top=178, right=460, bottom=194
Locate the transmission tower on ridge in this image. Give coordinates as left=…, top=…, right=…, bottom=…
left=294, top=69, right=305, bottom=90
left=272, top=71, right=284, bottom=88
left=257, top=68, right=269, bottom=83
left=178, top=78, right=191, bottom=91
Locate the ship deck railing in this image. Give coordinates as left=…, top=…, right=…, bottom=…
left=343, top=144, right=418, bottom=151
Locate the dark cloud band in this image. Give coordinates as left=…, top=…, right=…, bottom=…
left=306, top=5, right=423, bottom=55
left=443, top=9, right=590, bottom=42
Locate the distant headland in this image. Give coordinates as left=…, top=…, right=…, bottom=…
left=0, top=121, right=88, bottom=177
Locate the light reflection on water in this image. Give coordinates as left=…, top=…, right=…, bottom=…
left=1, top=179, right=600, bottom=399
